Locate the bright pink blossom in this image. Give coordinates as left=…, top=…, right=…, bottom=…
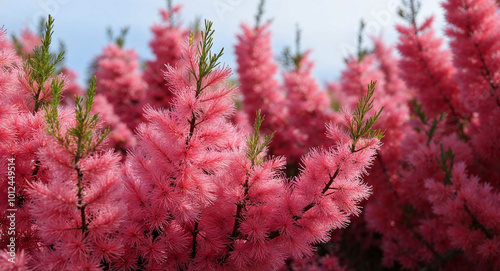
left=143, top=5, right=189, bottom=109
left=95, top=43, right=147, bottom=130
left=443, top=0, right=500, bottom=114
left=235, top=22, right=285, bottom=133
left=397, top=16, right=466, bottom=119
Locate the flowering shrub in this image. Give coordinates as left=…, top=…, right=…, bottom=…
left=1, top=0, right=500, bottom=270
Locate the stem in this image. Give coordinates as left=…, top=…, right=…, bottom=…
left=29, top=159, right=42, bottom=197
left=301, top=168, right=340, bottom=215
left=408, top=227, right=442, bottom=260
left=187, top=111, right=197, bottom=144
left=267, top=168, right=340, bottom=240
left=73, top=118, right=88, bottom=237
left=377, top=151, right=399, bottom=199
left=229, top=178, right=249, bottom=240
left=33, top=86, right=42, bottom=115
left=220, top=175, right=250, bottom=263
left=187, top=71, right=208, bottom=259
left=75, top=152, right=88, bottom=237
left=463, top=202, right=493, bottom=239
left=190, top=221, right=199, bottom=258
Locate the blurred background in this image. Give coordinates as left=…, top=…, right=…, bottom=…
left=0, top=0, right=445, bottom=86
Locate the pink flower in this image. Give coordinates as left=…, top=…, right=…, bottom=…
left=143, top=5, right=189, bottom=109
left=235, top=22, right=285, bottom=133
left=95, top=43, right=147, bottom=130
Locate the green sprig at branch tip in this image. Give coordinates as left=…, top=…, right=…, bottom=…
left=191, top=20, right=224, bottom=97
left=45, top=75, right=109, bottom=159
left=436, top=143, right=454, bottom=186
left=247, top=110, right=275, bottom=166
left=24, top=14, right=64, bottom=113
left=349, top=81, right=384, bottom=152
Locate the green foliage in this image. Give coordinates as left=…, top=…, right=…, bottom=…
left=167, top=0, right=174, bottom=24
left=348, top=81, right=384, bottom=152
left=23, top=14, right=65, bottom=113
left=106, top=27, right=129, bottom=48
left=412, top=100, right=446, bottom=144
left=398, top=0, right=421, bottom=26
left=343, top=20, right=371, bottom=63
left=436, top=143, right=454, bottom=186
left=190, top=16, right=202, bottom=34
left=412, top=99, right=428, bottom=124
left=247, top=110, right=275, bottom=166
left=426, top=113, right=446, bottom=144
left=356, top=20, right=370, bottom=61
left=255, top=0, right=266, bottom=28
left=45, top=77, right=64, bottom=142
left=55, top=40, right=66, bottom=73
left=45, top=76, right=109, bottom=163
left=37, top=17, right=47, bottom=37
left=192, top=20, right=224, bottom=96
left=280, top=24, right=303, bottom=70
left=10, top=34, right=23, bottom=56
left=329, top=95, right=342, bottom=112
left=187, top=20, right=225, bottom=141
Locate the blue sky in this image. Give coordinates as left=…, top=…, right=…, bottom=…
left=0, top=0, right=445, bottom=86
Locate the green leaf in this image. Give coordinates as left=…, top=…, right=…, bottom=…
left=436, top=143, right=454, bottom=185
left=349, top=81, right=384, bottom=152
left=193, top=20, right=224, bottom=96
left=247, top=110, right=275, bottom=166
left=24, top=14, right=65, bottom=113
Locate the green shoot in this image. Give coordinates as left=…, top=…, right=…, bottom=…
left=11, top=34, right=23, bottom=56
left=343, top=20, right=370, bottom=63
left=356, top=20, right=370, bottom=61
left=45, top=76, right=109, bottom=162
left=255, top=0, right=266, bottom=28
left=23, top=14, right=65, bottom=114
left=426, top=113, right=446, bottom=144
left=349, top=81, right=384, bottom=152
left=398, top=0, right=421, bottom=27
left=411, top=99, right=428, bottom=124
left=45, top=77, right=65, bottom=146
left=412, top=100, right=446, bottom=144
left=106, top=27, right=129, bottom=48
left=190, top=16, right=202, bottom=35
left=193, top=20, right=224, bottom=96
left=187, top=20, right=224, bottom=142
left=280, top=24, right=303, bottom=69
left=167, top=0, right=175, bottom=26
left=247, top=110, right=275, bottom=166
left=436, top=143, right=454, bottom=186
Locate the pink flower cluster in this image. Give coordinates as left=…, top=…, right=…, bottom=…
left=143, top=4, right=189, bottom=109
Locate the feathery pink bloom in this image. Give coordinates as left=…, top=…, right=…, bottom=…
left=27, top=107, right=126, bottom=270
left=91, top=94, right=137, bottom=155
left=397, top=16, right=466, bottom=119
left=95, top=43, right=147, bottom=130
left=340, top=55, right=386, bottom=108
left=235, top=22, right=285, bottom=132
left=122, top=37, right=240, bottom=269
left=0, top=29, right=52, bottom=259
left=273, top=51, right=335, bottom=163
left=143, top=5, right=189, bottom=109
left=59, top=68, right=84, bottom=106
left=17, top=27, right=40, bottom=56
left=443, top=0, right=500, bottom=114
left=443, top=0, right=500, bottom=187
left=425, top=162, right=500, bottom=269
